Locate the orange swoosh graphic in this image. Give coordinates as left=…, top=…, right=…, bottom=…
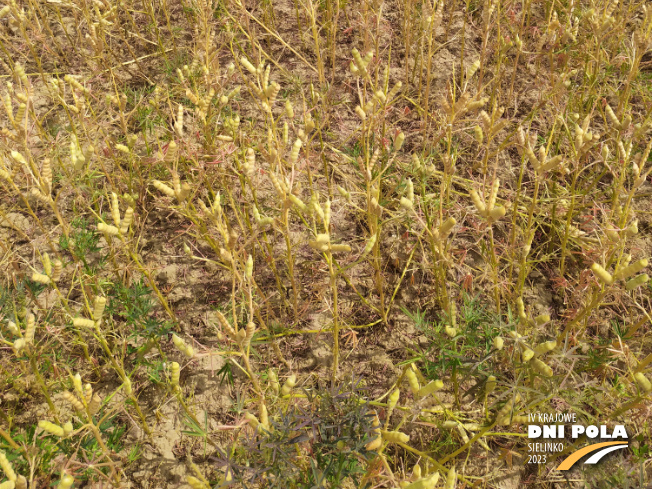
left=556, top=442, right=628, bottom=470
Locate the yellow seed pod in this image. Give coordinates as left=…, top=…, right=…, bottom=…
left=289, top=138, right=302, bottom=165
left=394, top=132, right=405, bottom=151
left=187, top=476, right=209, bottom=489
left=473, top=125, right=484, bottom=143
left=268, top=369, right=280, bottom=394
left=14, top=102, right=25, bottom=126
left=52, top=260, right=63, bottom=282
left=123, top=377, right=133, bottom=395
left=244, top=411, right=259, bottom=430
left=625, top=220, right=638, bottom=237
left=530, top=358, right=553, bottom=377
left=39, top=420, right=65, bottom=437
left=405, top=368, right=420, bottom=395
left=73, top=318, right=95, bottom=329
left=534, top=314, right=550, bottom=326
left=418, top=380, right=444, bottom=398
left=215, top=311, right=236, bottom=338
left=445, top=466, right=456, bottom=489
left=355, top=105, right=366, bottom=121
left=362, top=233, right=377, bottom=257
left=382, top=430, right=410, bottom=444
left=337, top=185, right=351, bottom=202
left=170, top=362, right=180, bottom=387
left=400, top=197, right=414, bottom=211
left=24, top=314, right=35, bottom=345
left=412, top=464, right=422, bottom=480
left=288, top=194, right=307, bottom=212
left=493, top=336, right=504, bottom=350
left=402, top=473, right=440, bottom=489
left=365, top=413, right=382, bottom=450
left=281, top=374, right=297, bottom=396
left=605, top=104, right=621, bottom=129
left=97, top=222, right=119, bottom=236
left=15, top=475, right=27, bottom=489
left=88, top=393, right=102, bottom=415
left=93, top=296, right=106, bottom=321
left=0, top=450, right=16, bottom=481
left=323, top=200, right=331, bottom=229
left=634, top=372, right=652, bottom=393
left=111, top=193, right=121, bottom=227
left=521, top=348, right=535, bottom=363
left=285, top=100, right=294, bottom=119
left=31, top=272, right=50, bottom=285
left=83, top=383, right=92, bottom=403
left=40, top=254, right=52, bottom=278
left=58, top=474, right=74, bottom=489
left=387, top=388, right=400, bottom=412
left=534, top=340, right=557, bottom=356
left=152, top=180, right=175, bottom=197
left=120, top=207, right=134, bottom=235
left=445, top=325, right=457, bottom=338
left=63, top=391, right=84, bottom=411
left=387, top=81, right=402, bottom=102
left=330, top=244, right=352, bottom=253
left=245, top=322, right=256, bottom=344
left=626, top=274, right=649, bottom=291
left=590, top=263, right=613, bottom=285
left=469, top=189, right=486, bottom=215
left=615, top=259, right=648, bottom=280
left=439, top=217, right=456, bottom=238
left=488, top=205, right=506, bottom=221
left=259, top=403, right=269, bottom=430
left=12, top=338, right=25, bottom=354
left=72, top=373, right=83, bottom=396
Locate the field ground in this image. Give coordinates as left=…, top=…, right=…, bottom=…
left=1, top=0, right=652, bottom=487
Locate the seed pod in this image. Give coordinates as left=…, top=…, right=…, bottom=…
left=530, top=358, right=553, bottom=377
left=0, top=450, right=16, bottom=482
left=187, top=476, right=210, bottom=489
left=52, top=260, right=63, bottom=282
left=259, top=403, right=269, bottom=430
left=382, top=430, right=410, bottom=444
left=215, top=311, right=236, bottom=339
left=15, top=476, right=26, bottom=489
left=405, top=368, right=420, bottom=396
left=400, top=196, right=414, bottom=212
left=288, top=194, right=307, bottom=212
left=534, top=340, right=557, bottom=356
left=439, top=217, right=456, bottom=238
left=73, top=318, right=95, bottom=329
left=418, top=379, right=444, bottom=398
left=170, top=362, right=180, bottom=388
left=97, top=223, right=119, bottom=236
left=285, top=100, right=294, bottom=118
left=634, top=372, right=652, bottom=393
left=281, top=374, right=297, bottom=396
left=445, top=466, right=456, bottom=489
left=534, top=314, right=550, bottom=326
left=469, top=189, right=486, bottom=215
left=39, top=420, right=65, bottom=437
left=175, top=104, right=184, bottom=137
left=493, top=336, right=504, bottom=350
left=605, top=104, right=621, bottom=130
left=394, top=132, right=405, bottom=151
left=289, top=138, right=302, bottom=165
left=164, top=140, right=178, bottom=163
left=489, top=205, right=506, bottom=221
left=615, top=259, right=648, bottom=280
left=42, top=253, right=52, bottom=276
left=152, top=180, right=176, bottom=197
left=337, top=186, right=351, bottom=202
left=355, top=105, right=366, bottom=121
left=58, top=474, right=74, bottom=489
left=41, top=158, right=52, bottom=193
left=591, top=263, right=613, bottom=285
left=23, top=314, right=35, bottom=345
left=402, top=473, right=440, bottom=489
left=626, top=274, right=649, bottom=290
left=123, top=377, right=132, bottom=396
left=120, top=207, right=134, bottom=235
left=473, top=125, right=484, bottom=143
left=362, top=233, right=377, bottom=257
left=521, top=348, right=535, bottom=362
left=365, top=413, right=382, bottom=450
left=88, top=393, right=102, bottom=415
left=539, top=155, right=563, bottom=172
left=111, top=193, right=121, bottom=226
left=83, top=383, right=92, bottom=403
left=93, top=297, right=106, bottom=321
left=31, top=272, right=50, bottom=285
left=244, top=321, right=256, bottom=345
left=268, top=369, right=280, bottom=394
left=388, top=388, right=400, bottom=412
left=330, top=244, right=352, bottom=253
left=63, top=391, right=85, bottom=411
